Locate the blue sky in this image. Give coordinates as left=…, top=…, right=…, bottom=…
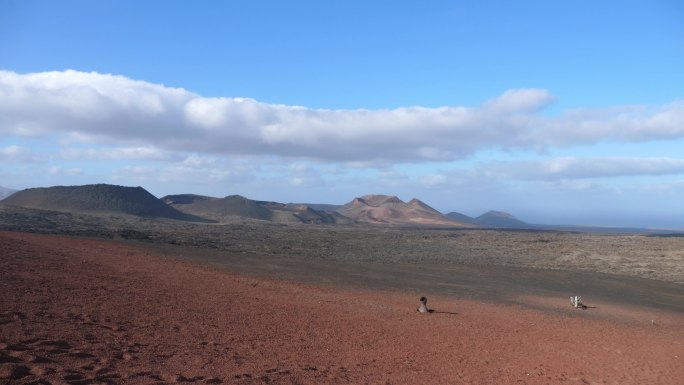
left=1, top=0, right=683, bottom=228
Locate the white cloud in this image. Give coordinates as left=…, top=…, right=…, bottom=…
left=159, top=165, right=234, bottom=183
left=483, top=88, right=555, bottom=112
left=180, top=154, right=219, bottom=167
left=0, top=145, right=35, bottom=161
left=419, top=173, right=448, bottom=187
left=108, top=156, right=260, bottom=187
left=643, top=178, right=684, bottom=192
left=45, top=165, right=84, bottom=176
left=289, top=176, right=319, bottom=187
left=118, top=165, right=158, bottom=176
left=65, top=167, right=83, bottom=176
left=538, top=103, right=684, bottom=147
left=2, top=70, right=684, bottom=164
left=475, top=157, right=684, bottom=180
left=47, top=165, right=60, bottom=175
left=59, top=146, right=173, bottom=161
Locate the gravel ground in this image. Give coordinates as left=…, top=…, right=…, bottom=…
left=2, top=231, right=683, bottom=385
left=1, top=205, right=683, bottom=284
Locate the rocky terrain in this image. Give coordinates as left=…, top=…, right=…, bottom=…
left=1, top=231, right=683, bottom=385
left=0, top=203, right=683, bottom=286
left=1, top=182, right=683, bottom=384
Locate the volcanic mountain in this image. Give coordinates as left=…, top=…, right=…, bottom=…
left=2, top=184, right=202, bottom=221
left=162, top=194, right=351, bottom=224
left=475, top=211, right=528, bottom=228
left=445, top=210, right=529, bottom=228
left=336, top=195, right=472, bottom=226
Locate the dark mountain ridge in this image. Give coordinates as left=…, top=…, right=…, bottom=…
left=2, top=184, right=204, bottom=221
left=445, top=210, right=529, bottom=228
left=4, top=183, right=661, bottom=232
left=475, top=210, right=529, bottom=228
left=164, top=194, right=273, bottom=221
left=162, top=194, right=350, bottom=224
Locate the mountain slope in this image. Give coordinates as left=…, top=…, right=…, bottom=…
left=446, top=210, right=529, bottom=228
left=284, top=204, right=353, bottom=224
left=337, top=195, right=472, bottom=226
left=0, top=186, right=18, bottom=200
left=445, top=212, right=476, bottom=224
left=163, top=194, right=350, bottom=224
left=3, top=184, right=200, bottom=221
left=163, top=194, right=273, bottom=221
left=299, top=203, right=342, bottom=212
left=474, top=211, right=528, bottom=228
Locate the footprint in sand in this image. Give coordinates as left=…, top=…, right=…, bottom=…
left=0, top=364, right=31, bottom=380
left=38, top=339, right=72, bottom=354
left=163, top=373, right=207, bottom=383
left=0, top=351, right=23, bottom=364
left=25, top=353, right=53, bottom=364
left=62, top=372, right=87, bottom=382
left=0, top=311, right=26, bottom=324
left=30, top=365, right=56, bottom=376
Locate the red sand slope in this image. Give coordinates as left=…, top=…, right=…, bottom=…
left=1, top=231, right=682, bottom=384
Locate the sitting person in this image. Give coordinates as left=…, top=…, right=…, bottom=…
left=417, top=296, right=431, bottom=313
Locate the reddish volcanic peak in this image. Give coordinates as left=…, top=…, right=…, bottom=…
left=408, top=198, right=440, bottom=213
left=359, top=194, right=404, bottom=207
left=337, top=194, right=473, bottom=227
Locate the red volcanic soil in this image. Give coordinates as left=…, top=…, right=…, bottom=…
left=1, top=231, right=683, bottom=385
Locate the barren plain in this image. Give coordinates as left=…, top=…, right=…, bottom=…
left=1, top=207, right=683, bottom=384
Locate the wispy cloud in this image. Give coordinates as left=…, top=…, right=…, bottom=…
left=3, top=70, right=683, bottom=164
left=0, top=145, right=35, bottom=161
left=474, top=157, right=684, bottom=180
left=47, top=165, right=83, bottom=176
left=539, top=104, right=684, bottom=146
left=59, top=146, right=175, bottom=161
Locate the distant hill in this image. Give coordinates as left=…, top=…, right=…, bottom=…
left=163, top=194, right=352, bottom=224
left=3, top=184, right=203, bottom=221
left=283, top=203, right=353, bottom=224
left=444, top=212, right=477, bottom=224
left=337, top=195, right=472, bottom=227
left=475, top=211, right=528, bottom=228
left=164, top=194, right=272, bottom=221
left=446, top=210, right=529, bottom=228
left=0, top=186, right=18, bottom=200
left=298, top=203, right=342, bottom=212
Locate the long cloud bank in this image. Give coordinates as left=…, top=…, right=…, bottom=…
left=474, top=157, right=684, bottom=181
left=2, top=70, right=683, bottom=163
